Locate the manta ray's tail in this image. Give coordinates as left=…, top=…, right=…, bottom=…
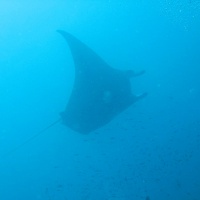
left=3, top=119, right=61, bottom=157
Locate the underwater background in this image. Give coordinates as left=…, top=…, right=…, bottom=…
left=0, top=1, right=200, bottom=199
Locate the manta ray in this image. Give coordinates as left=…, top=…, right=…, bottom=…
left=4, top=31, right=147, bottom=156
left=57, top=30, right=147, bottom=134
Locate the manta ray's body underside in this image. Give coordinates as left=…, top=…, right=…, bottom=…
left=57, top=31, right=146, bottom=134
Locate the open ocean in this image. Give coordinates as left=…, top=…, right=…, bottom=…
left=0, top=1, right=199, bottom=200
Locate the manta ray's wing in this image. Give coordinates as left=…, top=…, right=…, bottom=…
left=57, top=30, right=145, bottom=134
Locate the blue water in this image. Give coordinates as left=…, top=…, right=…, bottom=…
left=0, top=1, right=200, bottom=199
